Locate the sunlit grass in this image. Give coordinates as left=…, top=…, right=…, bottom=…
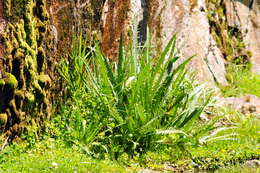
left=0, top=140, right=130, bottom=173
left=221, top=65, right=260, bottom=97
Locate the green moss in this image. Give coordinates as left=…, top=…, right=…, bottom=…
left=33, top=80, right=45, bottom=100
left=0, top=79, right=5, bottom=87
left=4, top=0, right=11, bottom=18
left=5, top=41, right=14, bottom=55
left=25, top=55, right=37, bottom=75
left=14, top=48, right=25, bottom=59
left=16, top=21, right=37, bottom=58
left=38, top=74, right=51, bottom=88
left=36, top=0, right=49, bottom=21
left=38, top=74, right=50, bottom=86
left=24, top=1, right=38, bottom=49
left=25, top=92, right=35, bottom=103
left=15, top=90, right=24, bottom=98
left=16, top=20, right=26, bottom=41
left=0, top=113, right=8, bottom=127
left=37, top=47, right=45, bottom=72
left=4, top=25, right=16, bottom=54
left=207, top=0, right=251, bottom=65
left=2, top=0, right=54, bottom=137
left=4, top=73, right=18, bottom=89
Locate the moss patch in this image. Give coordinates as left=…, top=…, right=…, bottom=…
left=0, top=79, right=5, bottom=88
left=0, top=113, right=8, bottom=128
left=1, top=0, right=53, bottom=138
left=4, top=72, right=18, bottom=89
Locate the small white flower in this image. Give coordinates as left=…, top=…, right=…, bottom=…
left=51, top=162, right=58, bottom=169
left=125, top=76, right=135, bottom=88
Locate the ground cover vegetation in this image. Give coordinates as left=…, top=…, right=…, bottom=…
left=0, top=106, right=258, bottom=172
left=0, top=34, right=259, bottom=172
left=221, top=64, right=260, bottom=97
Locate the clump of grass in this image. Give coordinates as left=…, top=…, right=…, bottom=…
left=57, top=34, right=236, bottom=159
left=221, top=64, right=260, bottom=97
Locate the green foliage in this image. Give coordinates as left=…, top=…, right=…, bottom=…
left=0, top=140, right=129, bottom=173
left=4, top=72, right=18, bottom=89
left=0, top=109, right=259, bottom=172
left=138, top=110, right=260, bottom=171
left=57, top=34, right=226, bottom=159
left=219, top=107, right=260, bottom=145
left=221, top=65, right=260, bottom=97
left=189, top=108, right=260, bottom=170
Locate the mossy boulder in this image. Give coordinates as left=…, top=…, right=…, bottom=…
left=0, top=113, right=8, bottom=128
left=0, top=79, right=5, bottom=89
left=4, top=73, right=18, bottom=90
left=25, top=92, right=35, bottom=103
left=38, top=74, right=51, bottom=88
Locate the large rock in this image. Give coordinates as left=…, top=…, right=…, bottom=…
left=218, top=94, right=260, bottom=115
left=225, top=0, right=260, bottom=74
left=147, top=0, right=228, bottom=85
left=0, top=0, right=105, bottom=138
left=101, top=0, right=131, bottom=60
left=0, top=0, right=259, bottom=137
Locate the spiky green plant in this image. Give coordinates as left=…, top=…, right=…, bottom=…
left=58, top=34, right=227, bottom=159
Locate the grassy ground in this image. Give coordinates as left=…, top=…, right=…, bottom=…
left=0, top=140, right=128, bottom=173
left=221, top=65, right=260, bottom=97
left=0, top=111, right=259, bottom=172
left=1, top=37, right=259, bottom=172
left=0, top=135, right=259, bottom=172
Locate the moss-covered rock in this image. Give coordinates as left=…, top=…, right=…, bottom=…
left=4, top=72, right=18, bottom=89
left=0, top=113, right=8, bottom=128
left=1, top=0, right=54, bottom=138
left=206, top=0, right=251, bottom=66
left=3, top=0, right=11, bottom=18
left=38, top=74, right=50, bottom=88
left=25, top=92, right=35, bottom=103
left=0, top=79, right=5, bottom=88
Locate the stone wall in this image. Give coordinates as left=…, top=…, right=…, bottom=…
left=0, top=0, right=259, bottom=138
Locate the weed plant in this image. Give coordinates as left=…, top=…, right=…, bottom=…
left=221, top=64, right=260, bottom=97
left=58, top=34, right=229, bottom=159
